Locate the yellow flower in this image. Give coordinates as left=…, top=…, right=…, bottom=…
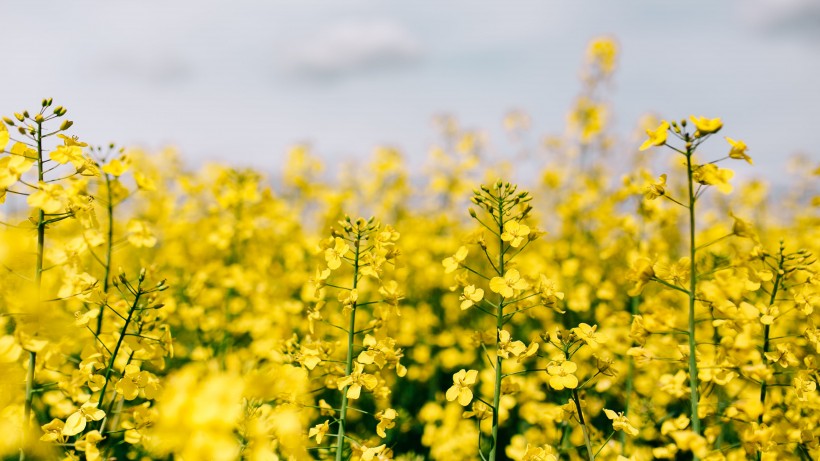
left=308, top=420, right=330, bottom=443
left=0, top=154, right=35, bottom=188
left=127, top=219, right=157, bottom=248
left=604, top=408, right=640, bottom=436
left=459, top=285, right=484, bottom=310
left=490, top=269, right=529, bottom=298
left=62, top=402, right=106, bottom=437
left=357, top=443, right=387, bottom=461
left=689, top=115, right=723, bottom=136
left=27, top=182, right=65, bottom=214
left=325, top=237, right=349, bottom=270
left=692, top=163, right=734, bottom=193
left=442, top=246, right=468, bottom=273
left=626, top=257, right=655, bottom=296
left=547, top=360, right=578, bottom=390
left=725, top=137, right=752, bottom=164
left=644, top=174, right=667, bottom=200
left=497, top=329, right=527, bottom=358
left=587, top=37, right=618, bottom=75
left=653, top=257, right=690, bottom=286
left=102, top=155, right=131, bottom=177
left=501, top=220, right=530, bottom=248
left=446, top=369, right=478, bottom=406
left=572, top=323, right=606, bottom=349
left=375, top=408, right=397, bottom=438
left=639, top=121, right=669, bottom=151
left=337, top=362, right=378, bottom=399
left=49, top=144, right=86, bottom=168
left=0, top=123, right=8, bottom=151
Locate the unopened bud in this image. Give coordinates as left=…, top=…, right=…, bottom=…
left=14, top=112, right=24, bottom=122
left=34, top=114, right=44, bottom=123
left=2, top=117, right=14, bottom=126
left=468, top=208, right=477, bottom=218
left=60, top=120, right=73, bottom=131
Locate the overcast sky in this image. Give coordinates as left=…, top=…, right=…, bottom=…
left=3, top=1, right=818, bottom=184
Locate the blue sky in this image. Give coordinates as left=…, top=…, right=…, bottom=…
left=3, top=1, right=818, bottom=183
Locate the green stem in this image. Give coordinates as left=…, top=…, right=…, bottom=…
left=489, top=198, right=505, bottom=461
left=572, top=388, right=595, bottom=461
left=756, top=252, right=783, bottom=461
left=21, top=120, right=46, bottom=461
left=335, top=231, right=361, bottom=461
left=96, top=284, right=142, bottom=412
left=685, top=145, right=702, bottom=452
left=95, top=173, right=115, bottom=335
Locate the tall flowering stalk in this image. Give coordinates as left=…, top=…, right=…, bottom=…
left=1, top=100, right=95, bottom=459
left=634, top=115, right=752, bottom=459
left=442, top=180, right=564, bottom=460
left=300, top=216, right=404, bottom=460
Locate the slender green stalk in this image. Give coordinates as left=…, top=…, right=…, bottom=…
left=96, top=284, right=142, bottom=411
left=21, top=120, right=46, bottom=461
left=95, top=173, right=115, bottom=335
left=684, top=143, right=701, bottom=450
left=756, top=250, right=783, bottom=461
left=335, top=231, right=361, bottom=461
left=489, top=197, right=505, bottom=461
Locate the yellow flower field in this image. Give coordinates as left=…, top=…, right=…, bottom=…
left=1, top=39, right=818, bottom=461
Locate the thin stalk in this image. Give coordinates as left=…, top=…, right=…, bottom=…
left=21, top=120, right=45, bottom=461
left=335, top=231, right=361, bottom=461
left=756, top=252, right=783, bottom=461
left=96, top=285, right=142, bottom=411
left=489, top=198, right=505, bottom=461
left=572, top=388, right=595, bottom=461
left=685, top=143, right=702, bottom=456
left=95, top=173, right=115, bottom=335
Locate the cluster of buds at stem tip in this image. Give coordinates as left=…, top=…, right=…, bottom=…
left=470, top=179, right=534, bottom=219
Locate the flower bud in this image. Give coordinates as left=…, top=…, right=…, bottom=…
left=60, top=120, right=74, bottom=131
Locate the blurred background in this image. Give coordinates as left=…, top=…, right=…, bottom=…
left=3, top=0, right=818, bottom=184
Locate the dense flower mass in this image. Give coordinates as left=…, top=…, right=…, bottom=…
left=1, top=39, right=818, bottom=461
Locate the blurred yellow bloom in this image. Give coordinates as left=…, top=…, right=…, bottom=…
left=325, top=237, right=349, bottom=270
left=639, top=121, right=669, bottom=151
left=102, top=155, right=131, bottom=177
left=127, top=219, right=157, bottom=248
left=0, top=124, right=8, bottom=151
left=725, top=137, right=752, bottom=164
left=644, top=174, right=667, bottom=200
left=693, top=163, right=734, bottom=193
left=27, top=182, right=65, bottom=213
left=442, top=246, right=468, bottom=273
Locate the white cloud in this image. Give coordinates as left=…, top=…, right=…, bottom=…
left=282, top=19, right=422, bottom=79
